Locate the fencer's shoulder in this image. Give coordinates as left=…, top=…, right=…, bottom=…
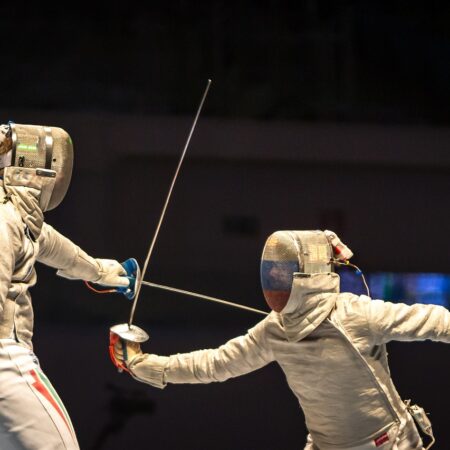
left=248, top=311, right=284, bottom=340
left=248, top=313, right=273, bottom=333
left=37, top=222, right=57, bottom=240
left=37, top=222, right=72, bottom=248
left=336, top=292, right=371, bottom=306
left=334, top=293, right=373, bottom=320
left=330, top=293, right=375, bottom=337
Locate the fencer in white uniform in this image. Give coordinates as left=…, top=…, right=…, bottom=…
left=113, top=230, right=449, bottom=450
left=0, top=123, right=130, bottom=450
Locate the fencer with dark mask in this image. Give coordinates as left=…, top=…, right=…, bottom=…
left=112, top=229, right=449, bottom=450
left=0, top=123, right=130, bottom=450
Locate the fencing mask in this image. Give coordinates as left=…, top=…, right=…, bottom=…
left=0, top=123, right=73, bottom=211
left=260, top=230, right=352, bottom=312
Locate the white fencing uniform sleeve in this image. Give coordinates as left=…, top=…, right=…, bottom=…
left=365, top=299, right=450, bottom=344
left=128, top=319, right=274, bottom=389
left=37, top=223, right=128, bottom=286
left=37, top=223, right=101, bottom=281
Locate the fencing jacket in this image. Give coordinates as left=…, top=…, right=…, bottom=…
left=0, top=180, right=102, bottom=348
left=128, top=273, right=450, bottom=449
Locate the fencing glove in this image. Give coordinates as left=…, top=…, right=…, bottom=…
left=94, top=259, right=129, bottom=287
left=109, top=334, right=142, bottom=372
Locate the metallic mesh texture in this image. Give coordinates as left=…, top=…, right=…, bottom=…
left=261, top=230, right=333, bottom=312
left=10, top=124, right=73, bottom=210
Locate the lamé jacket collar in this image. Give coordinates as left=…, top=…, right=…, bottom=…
left=280, top=272, right=340, bottom=342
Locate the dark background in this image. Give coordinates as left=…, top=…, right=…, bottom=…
left=1, top=2, right=449, bottom=449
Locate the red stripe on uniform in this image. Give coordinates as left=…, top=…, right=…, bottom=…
left=374, top=432, right=389, bottom=447
left=30, top=369, right=72, bottom=434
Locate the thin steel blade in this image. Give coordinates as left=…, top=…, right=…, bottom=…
left=141, top=280, right=269, bottom=316
left=129, top=79, right=212, bottom=326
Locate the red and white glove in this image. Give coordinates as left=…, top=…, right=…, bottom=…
left=109, top=332, right=142, bottom=373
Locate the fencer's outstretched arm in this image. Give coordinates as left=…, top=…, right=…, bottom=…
left=126, top=318, right=275, bottom=389
left=37, top=222, right=128, bottom=286
left=364, top=298, right=450, bottom=344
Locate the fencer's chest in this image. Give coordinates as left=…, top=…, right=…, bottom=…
left=275, top=321, right=356, bottom=382
left=11, top=227, right=39, bottom=285
left=273, top=321, right=394, bottom=445
left=273, top=320, right=383, bottom=402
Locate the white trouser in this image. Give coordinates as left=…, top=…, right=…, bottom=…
left=304, top=415, right=424, bottom=450
left=0, top=340, right=79, bottom=450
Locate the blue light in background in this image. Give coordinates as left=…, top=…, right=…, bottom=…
left=340, top=271, right=450, bottom=308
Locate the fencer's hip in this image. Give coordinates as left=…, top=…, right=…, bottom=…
left=0, top=339, right=79, bottom=450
